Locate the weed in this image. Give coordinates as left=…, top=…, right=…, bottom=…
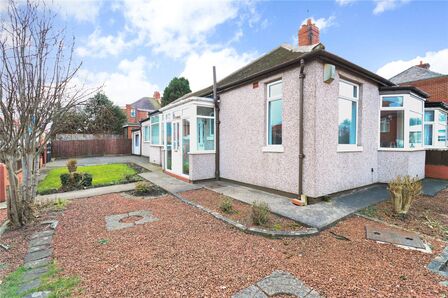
left=423, top=212, right=448, bottom=240
left=272, top=223, right=282, bottom=231
left=358, top=205, right=378, bottom=218
left=135, top=181, right=153, bottom=195
left=251, top=201, right=270, bottom=226
left=219, top=197, right=235, bottom=214
left=53, top=198, right=69, bottom=210
left=98, top=239, right=109, bottom=245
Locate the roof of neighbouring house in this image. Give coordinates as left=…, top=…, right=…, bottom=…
left=130, top=97, right=161, bottom=111
left=390, top=66, right=444, bottom=84
left=425, top=101, right=448, bottom=111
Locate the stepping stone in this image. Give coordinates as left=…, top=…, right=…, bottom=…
left=105, top=210, right=158, bottom=231
left=29, top=236, right=52, bottom=248
left=23, top=291, right=51, bottom=298
left=256, top=271, right=313, bottom=297
left=24, top=249, right=53, bottom=263
left=232, top=285, right=267, bottom=298
left=24, top=257, right=51, bottom=270
left=22, top=267, right=49, bottom=283
left=29, top=245, right=51, bottom=254
left=31, top=230, right=54, bottom=239
left=18, top=278, right=41, bottom=294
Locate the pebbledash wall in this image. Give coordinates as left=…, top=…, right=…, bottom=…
left=217, top=60, right=426, bottom=198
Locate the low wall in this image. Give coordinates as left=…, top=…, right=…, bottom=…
left=52, top=138, right=131, bottom=158
left=426, top=150, right=448, bottom=179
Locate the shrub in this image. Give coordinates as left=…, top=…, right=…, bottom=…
left=219, top=197, right=234, bottom=214
left=388, top=175, right=422, bottom=217
left=60, top=172, right=92, bottom=191
left=66, top=159, right=77, bottom=173
left=135, top=181, right=152, bottom=194
left=80, top=173, right=92, bottom=187
left=251, top=201, right=270, bottom=226
left=60, top=173, right=71, bottom=188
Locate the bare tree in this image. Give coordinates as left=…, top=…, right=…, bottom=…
left=0, top=1, right=96, bottom=226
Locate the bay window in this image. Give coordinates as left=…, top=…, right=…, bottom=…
left=423, top=109, right=447, bottom=148
left=379, top=94, right=424, bottom=150
left=150, top=115, right=160, bottom=145
left=338, top=80, right=359, bottom=149
left=267, top=81, right=282, bottom=146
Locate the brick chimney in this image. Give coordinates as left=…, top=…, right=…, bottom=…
left=153, top=91, right=161, bottom=104
left=298, top=19, right=320, bottom=46
left=416, top=61, right=430, bottom=70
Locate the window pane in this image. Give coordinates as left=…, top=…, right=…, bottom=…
left=424, top=124, right=433, bottom=146
left=425, top=111, right=434, bottom=122
left=197, top=107, right=214, bottom=117
left=144, top=126, right=150, bottom=142
left=268, top=99, right=282, bottom=145
left=197, top=118, right=215, bottom=150
left=338, top=98, right=357, bottom=145
left=151, top=115, right=159, bottom=124
left=409, top=132, right=422, bottom=148
left=182, top=120, right=190, bottom=175
left=409, top=112, right=423, bottom=128
left=380, top=110, right=404, bottom=148
left=438, top=129, right=446, bottom=142
left=439, top=112, right=447, bottom=124
left=269, top=82, right=282, bottom=98
left=151, top=124, right=159, bottom=145
left=339, top=81, right=357, bottom=99
left=381, top=96, right=403, bottom=108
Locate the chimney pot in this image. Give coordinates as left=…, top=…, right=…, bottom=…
left=416, top=61, right=430, bottom=69
left=298, top=19, right=320, bottom=47
left=153, top=91, right=161, bottom=103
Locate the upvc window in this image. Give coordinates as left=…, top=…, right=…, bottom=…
left=150, top=115, right=160, bottom=145
left=196, top=106, right=215, bottom=151
left=379, top=94, right=424, bottom=150
left=338, top=80, right=359, bottom=149
left=143, top=126, right=150, bottom=142
left=423, top=109, right=447, bottom=148
left=267, top=81, right=283, bottom=146
left=131, top=109, right=136, bottom=118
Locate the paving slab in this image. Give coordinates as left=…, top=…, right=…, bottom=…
left=19, top=278, right=41, bottom=294
left=105, top=210, right=159, bottom=231
left=22, top=267, right=49, bottom=283
left=24, top=291, right=51, bottom=298
left=139, top=171, right=201, bottom=193
left=24, top=257, right=51, bottom=270
left=232, top=285, right=268, bottom=298
left=422, top=178, right=448, bottom=197
left=201, top=181, right=388, bottom=230
left=31, top=230, right=54, bottom=239
left=29, top=236, right=53, bottom=247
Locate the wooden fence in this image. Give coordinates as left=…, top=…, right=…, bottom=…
left=52, top=138, right=132, bottom=158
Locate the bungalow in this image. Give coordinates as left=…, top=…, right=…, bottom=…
left=145, top=20, right=430, bottom=200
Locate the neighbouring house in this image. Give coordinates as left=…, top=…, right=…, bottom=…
left=390, top=62, right=448, bottom=179
left=122, top=91, right=161, bottom=139
left=143, top=19, right=431, bottom=200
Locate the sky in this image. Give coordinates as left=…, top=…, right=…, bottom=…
left=2, top=0, right=447, bottom=106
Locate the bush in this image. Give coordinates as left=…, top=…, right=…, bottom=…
left=80, top=173, right=92, bottom=187
left=135, top=181, right=152, bottom=194
left=251, top=201, right=270, bottom=226
left=60, top=172, right=92, bottom=191
left=66, top=159, right=77, bottom=173
left=219, top=197, right=234, bottom=214
left=388, top=175, right=422, bottom=217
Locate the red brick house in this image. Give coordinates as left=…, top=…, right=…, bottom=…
left=122, top=91, right=162, bottom=138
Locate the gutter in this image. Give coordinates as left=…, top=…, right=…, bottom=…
left=298, top=59, right=306, bottom=202
left=213, top=66, right=220, bottom=180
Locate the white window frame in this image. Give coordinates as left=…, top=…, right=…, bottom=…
left=425, top=108, right=448, bottom=148
left=264, top=80, right=284, bottom=153
left=196, top=106, right=215, bottom=152
left=143, top=125, right=150, bottom=143
left=378, top=93, right=425, bottom=151
left=130, top=108, right=136, bottom=118
left=150, top=114, right=161, bottom=145
left=337, top=79, right=361, bottom=152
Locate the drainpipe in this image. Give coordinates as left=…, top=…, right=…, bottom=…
left=213, top=66, right=220, bottom=180
left=298, top=59, right=307, bottom=203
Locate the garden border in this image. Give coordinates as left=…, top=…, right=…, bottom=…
left=170, top=191, right=319, bottom=238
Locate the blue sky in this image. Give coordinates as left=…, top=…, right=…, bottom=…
left=4, top=0, right=447, bottom=106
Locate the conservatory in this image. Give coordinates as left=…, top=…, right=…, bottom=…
left=159, top=96, right=216, bottom=181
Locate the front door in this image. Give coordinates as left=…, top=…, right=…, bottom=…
left=171, top=119, right=183, bottom=175
left=132, top=132, right=140, bottom=155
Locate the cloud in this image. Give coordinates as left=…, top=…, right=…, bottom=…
left=376, top=48, right=448, bottom=79
left=336, top=0, right=357, bottom=6
left=76, top=29, right=135, bottom=58
left=76, top=56, right=159, bottom=106
left=121, top=0, right=260, bottom=58
left=181, top=48, right=257, bottom=91
left=373, top=0, right=410, bottom=15
left=301, top=16, right=337, bottom=31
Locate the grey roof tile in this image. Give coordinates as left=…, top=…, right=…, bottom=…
left=390, top=66, right=444, bottom=84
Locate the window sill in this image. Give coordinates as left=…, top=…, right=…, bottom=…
left=378, top=148, right=426, bottom=152
left=150, top=144, right=163, bottom=147
left=262, top=145, right=284, bottom=153
left=337, top=146, right=363, bottom=153
left=189, top=151, right=216, bottom=155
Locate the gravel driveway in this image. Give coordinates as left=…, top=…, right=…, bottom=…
left=53, top=193, right=446, bottom=297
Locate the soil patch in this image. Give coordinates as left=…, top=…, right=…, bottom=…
left=359, top=189, right=448, bottom=240
left=52, top=193, right=446, bottom=297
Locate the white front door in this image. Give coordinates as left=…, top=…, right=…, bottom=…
left=171, top=119, right=183, bottom=175
left=132, top=132, right=140, bottom=155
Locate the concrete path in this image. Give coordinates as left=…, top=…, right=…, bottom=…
left=422, top=178, right=448, bottom=197
left=201, top=181, right=389, bottom=230
left=36, top=183, right=136, bottom=202
left=139, top=171, right=201, bottom=193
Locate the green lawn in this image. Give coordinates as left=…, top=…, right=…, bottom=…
left=38, top=163, right=137, bottom=194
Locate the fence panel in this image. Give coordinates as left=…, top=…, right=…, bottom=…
left=52, top=138, right=132, bottom=158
